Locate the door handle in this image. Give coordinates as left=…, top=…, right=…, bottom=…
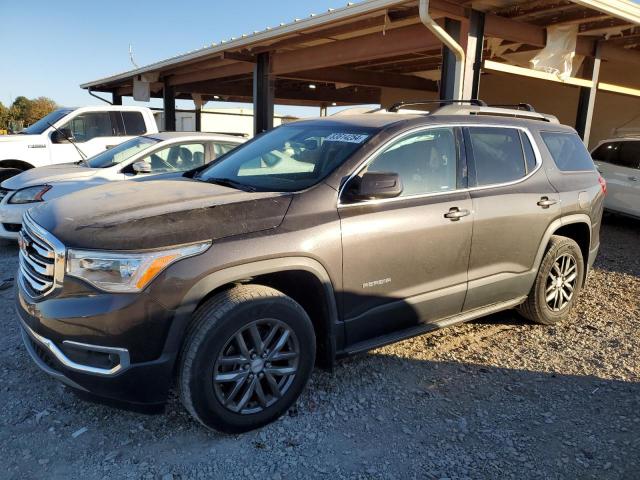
left=537, top=197, right=558, bottom=209
left=444, top=207, right=470, bottom=221
left=629, top=176, right=638, bottom=182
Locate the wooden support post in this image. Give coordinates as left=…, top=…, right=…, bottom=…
left=440, top=18, right=461, bottom=101
left=112, top=92, right=122, bottom=105
left=462, top=10, right=485, bottom=100
left=163, top=82, right=176, bottom=132
left=575, top=43, right=601, bottom=146
left=254, top=52, right=274, bottom=135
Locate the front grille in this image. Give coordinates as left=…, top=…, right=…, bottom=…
left=28, top=336, right=60, bottom=372
left=19, top=219, right=56, bottom=298
left=2, top=223, right=20, bottom=232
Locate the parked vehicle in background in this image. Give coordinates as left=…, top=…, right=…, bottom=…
left=0, top=132, right=244, bottom=239
left=15, top=101, right=604, bottom=433
left=0, top=106, right=158, bottom=179
left=591, top=138, right=640, bottom=219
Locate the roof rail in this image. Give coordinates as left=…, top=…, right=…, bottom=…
left=488, top=103, right=536, bottom=112
left=388, top=99, right=487, bottom=113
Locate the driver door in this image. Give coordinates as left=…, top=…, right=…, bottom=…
left=339, top=127, right=473, bottom=346
left=51, top=111, right=120, bottom=163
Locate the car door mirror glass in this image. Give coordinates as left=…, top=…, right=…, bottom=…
left=348, top=172, right=403, bottom=201
left=51, top=128, right=73, bottom=144
left=132, top=160, right=152, bottom=174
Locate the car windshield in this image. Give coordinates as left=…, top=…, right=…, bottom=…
left=197, top=124, right=376, bottom=192
left=86, top=136, right=160, bottom=168
left=20, top=108, right=75, bottom=135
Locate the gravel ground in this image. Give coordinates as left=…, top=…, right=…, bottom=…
left=0, top=215, right=638, bottom=480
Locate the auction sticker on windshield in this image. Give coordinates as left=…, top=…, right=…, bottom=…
left=325, top=133, right=369, bottom=144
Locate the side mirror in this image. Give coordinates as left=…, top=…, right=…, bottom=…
left=348, top=172, right=403, bottom=201
left=132, top=160, right=152, bottom=174
left=51, top=128, right=73, bottom=144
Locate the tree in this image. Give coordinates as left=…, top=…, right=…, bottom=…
left=9, top=96, right=31, bottom=123
left=0, top=102, right=9, bottom=130
left=25, top=97, right=57, bottom=125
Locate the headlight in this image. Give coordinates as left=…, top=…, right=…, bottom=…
left=9, top=185, right=52, bottom=204
left=66, top=241, right=210, bottom=293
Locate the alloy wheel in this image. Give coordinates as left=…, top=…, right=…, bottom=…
left=545, top=253, right=578, bottom=312
left=213, top=319, right=300, bottom=415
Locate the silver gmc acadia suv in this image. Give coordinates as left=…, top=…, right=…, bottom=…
left=15, top=101, right=605, bottom=432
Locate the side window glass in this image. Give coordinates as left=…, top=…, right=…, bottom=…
left=520, top=131, right=537, bottom=173
left=213, top=142, right=238, bottom=158
left=122, top=112, right=146, bottom=136
left=63, top=112, right=113, bottom=143
left=364, top=127, right=457, bottom=197
left=468, top=127, right=526, bottom=186
left=541, top=132, right=594, bottom=172
left=591, top=142, right=621, bottom=164
left=619, top=142, right=640, bottom=169
left=141, top=143, right=205, bottom=173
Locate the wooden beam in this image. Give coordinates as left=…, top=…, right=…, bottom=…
left=281, top=67, right=437, bottom=91
left=223, top=51, right=255, bottom=63
left=168, top=62, right=254, bottom=86
left=271, top=23, right=442, bottom=75
left=575, top=43, right=601, bottom=144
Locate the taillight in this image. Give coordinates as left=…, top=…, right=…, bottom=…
left=598, top=175, right=607, bottom=196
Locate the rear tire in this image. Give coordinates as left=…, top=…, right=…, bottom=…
left=518, top=235, right=584, bottom=325
left=178, top=285, right=315, bottom=433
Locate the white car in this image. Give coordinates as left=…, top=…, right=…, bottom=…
left=0, top=132, right=244, bottom=239
left=591, top=138, right=640, bottom=219
left=0, top=106, right=158, bottom=178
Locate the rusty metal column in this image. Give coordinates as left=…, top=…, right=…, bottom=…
left=575, top=44, right=601, bottom=146
left=440, top=18, right=462, bottom=100
left=163, top=82, right=176, bottom=132
left=254, top=52, right=274, bottom=135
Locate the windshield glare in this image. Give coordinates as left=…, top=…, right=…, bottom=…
left=21, top=109, right=75, bottom=135
left=198, top=124, right=376, bottom=192
left=87, top=136, right=159, bottom=168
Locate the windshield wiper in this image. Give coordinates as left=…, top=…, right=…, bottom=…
left=201, top=177, right=256, bottom=192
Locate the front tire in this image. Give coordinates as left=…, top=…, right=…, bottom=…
left=178, top=285, right=316, bottom=433
left=518, top=235, right=584, bottom=325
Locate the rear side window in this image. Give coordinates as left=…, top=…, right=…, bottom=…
left=619, top=142, right=640, bottom=169
left=591, top=141, right=621, bottom=164
left=541, top=132, right=594, bottom=172
left=467, top=127, right=526, bottom=186
left=122, top=112, right=147, bottom=136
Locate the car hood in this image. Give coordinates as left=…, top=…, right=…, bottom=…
left=2, top=164, right=97, bottom=189
left=29, top=178, right=293, bottom=250
left=0, top=134, right=33, bottom=144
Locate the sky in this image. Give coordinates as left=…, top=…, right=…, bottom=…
left=0, top=0, right=362, bottom=117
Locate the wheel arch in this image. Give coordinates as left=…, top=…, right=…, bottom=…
left=168, top=257, right=339, bottom=371
left=0, top=159, right=35, bottom=171
left=534, top=214, right=592, bottom=283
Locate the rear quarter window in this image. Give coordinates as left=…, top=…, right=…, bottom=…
left=541, top=132, right=594, bottom=172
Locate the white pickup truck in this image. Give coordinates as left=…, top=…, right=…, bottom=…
left=0, top=105, right=158, bottom=179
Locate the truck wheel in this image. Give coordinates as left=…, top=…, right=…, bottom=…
left=0, top=168, right=23, bottom=183
left=178, top=284, right=316, bottom=433
left=518, top=235, right=584, bottom=325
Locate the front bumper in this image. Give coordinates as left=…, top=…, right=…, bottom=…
left=0, top=201, right=30, bottom=239
left=16, top=285, right=178, bottom=405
